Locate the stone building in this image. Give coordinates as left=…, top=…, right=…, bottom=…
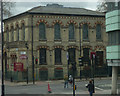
left=3, top=4, right=107, bottom=81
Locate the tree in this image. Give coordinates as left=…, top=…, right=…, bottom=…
left=96, top=0, right=107, bottom=12
left=0, top=1, right=15, bottom=18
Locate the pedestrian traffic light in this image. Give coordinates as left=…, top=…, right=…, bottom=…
left=35, top=58, right=38, bottom=64
left=78, top=57, right=83, bottom=66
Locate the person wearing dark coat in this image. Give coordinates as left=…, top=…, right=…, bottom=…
left=86, top=80, right=94, bottom=96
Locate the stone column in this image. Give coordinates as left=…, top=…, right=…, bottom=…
left=111, top=66, right=118, bottom=94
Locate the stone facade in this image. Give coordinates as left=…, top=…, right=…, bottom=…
left=3, top=4, right=107, bottom=81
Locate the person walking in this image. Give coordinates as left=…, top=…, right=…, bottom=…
left=64, top=74, right=68, bottom=88
left=86, top=80, right=94, bottom=96
left=69, top=75, right=73, bottom=87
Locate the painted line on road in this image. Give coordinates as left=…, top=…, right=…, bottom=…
left=95, top=87, right=104, bottom=91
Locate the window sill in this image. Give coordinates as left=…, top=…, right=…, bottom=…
left=39, top=39, right=47, bottom=41
left=96, top=40, right=103, bottom=42
left=55, top=63, right=62, bottom=65
left=39, top=63, right=47, bottom=65
left=69, top=39, right=76, bottom=42
left=54, top=39, right=62, bottom=42
left=83, top=39, right=89, bottom=42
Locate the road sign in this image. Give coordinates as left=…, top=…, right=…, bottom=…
left=90, top=52, right=96, bottom=59
left=14, top=62, right=23, bottom=71
left=20, top=51, right=26, bottom=55
left=19, top=54, right=27, bottom=59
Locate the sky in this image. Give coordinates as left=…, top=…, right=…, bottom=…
left=11, top=1, right=100, bottom=16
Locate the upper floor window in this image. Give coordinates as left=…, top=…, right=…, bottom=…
left=22, top=24, right=25, bottom=41
left=69, top=23, right=74, bottom=40
left=54, top=23, right=61, bottom=40
left=96, top=24, right=101, bottom=40
left=55, top=48, right=61, bottom=64
left=39, top=48, right=46, bottom=65
left=39, top=23, right=46, bottom=40
left=6, top=28, right=9, bottom=42
left=83, top=48, right=90, bottom=66
left=11, top=26, right=14, bottom=42
left=108, top=31, right=120, bottom=45
left=16, top=25, right=19, bottom=41
left=83, top=24, right=88, bottom=40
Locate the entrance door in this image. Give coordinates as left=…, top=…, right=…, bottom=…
left=96, top=51, right=104, bottom=66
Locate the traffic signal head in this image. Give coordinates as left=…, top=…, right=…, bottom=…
left=35, top=58, right=38, bottom=64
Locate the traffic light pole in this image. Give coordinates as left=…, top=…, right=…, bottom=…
left=72, top=62, right=76, bottom=96
left=31, top=15, right=35, bottom=84
left=79, top=23, right=82, bottom=80
left=1, top=0, right=5, bottom=96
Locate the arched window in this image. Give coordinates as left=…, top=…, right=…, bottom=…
left=16, top=25, right=19, bottom=41
left=39, top=23, right=46, bottom=40
left=68, top=48, right=76, bottom=63
left=83, top=24, right=88, bottom=40
left=11, top=26, right=14, bottom=42
left=6, top=28, right=9, bottom=42
left=39, top=48, right=46, bottom=64
left=69, top=23, right=74, bottom=40
left=22, top=24, right=25, bottom=41
left=54, top=23, right=60, bottom=40
left=96, top=24, right=101, bottom=40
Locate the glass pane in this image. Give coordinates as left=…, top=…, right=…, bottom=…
left=39, top=23, right=46, bottom=39
left=96, top=24, right=101, bottom=40
left=68, top=48, right=75, bottom=62
left=54, top=23, right=60, bottom=39
left=83, top=24, right=88, bottom=40
left=55, top=48, right=61, bottom=63
left=69, top=23, right=74, bottom=39
left=39, top=48, right=46, bottom=64
left=22, top=24, right=25, bottom=40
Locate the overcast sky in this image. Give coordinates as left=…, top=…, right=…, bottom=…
left=11, top=1, right=99, bottom=16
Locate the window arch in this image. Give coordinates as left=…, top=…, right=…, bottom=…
left=39, top=23, right=46, bottom=40
left=83, top=24, right=88, bottom=40
left=69, top=23, right=74, bottom=40
left=54, top=23, right=60, bottom=40
left=96, top=24, right=101, bottom=40
left=22, top=24, right=25, bottom=41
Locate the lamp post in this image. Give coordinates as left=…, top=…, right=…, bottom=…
left=91, top=52, right=95, bottom=93
left=25, top=43, right=29, bottom=84
left=72, top=62, right=76, bottom=96
left=79, top=23, right=82, bottom=80
left=31, top=14, right=35, bottom=84
left=67, top=52, right=69, bottom=78
left=1, top=0, right=5, bottom=95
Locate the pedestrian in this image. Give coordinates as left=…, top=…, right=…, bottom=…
left=64, top=74, right=68, bottom=88
left=86, top=80, right=94, bottom=96
left=69, top=75, right=73, bottom=87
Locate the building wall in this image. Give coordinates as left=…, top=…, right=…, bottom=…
left=3, top=13, right=107, bottom=81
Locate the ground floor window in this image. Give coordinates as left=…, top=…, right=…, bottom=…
left=39, top=69, right=48, bottom=80
left=54, top=68, right=63, bottom=79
